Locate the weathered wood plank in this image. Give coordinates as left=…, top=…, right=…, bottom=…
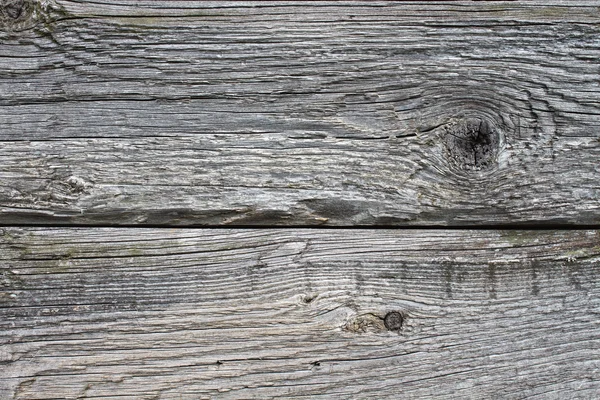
left=1, top=228, right=599, bottom=398
left=1, top=1, right=600, bottom=225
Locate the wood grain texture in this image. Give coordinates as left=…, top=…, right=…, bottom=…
left=1, top=228, right=600, bottom=398
left=1, top=1, right=600, bottom=226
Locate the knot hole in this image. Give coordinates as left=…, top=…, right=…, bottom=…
left=443, top=117, right=500, bottom=171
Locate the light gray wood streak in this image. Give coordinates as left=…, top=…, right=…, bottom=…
left=1, top=1, right=599, bottom=225
left=1, top=228, right=599, bottom=398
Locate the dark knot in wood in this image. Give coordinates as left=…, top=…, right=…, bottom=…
left=2, top=0, right=25, bottom=19
left=383, top=311, right=404, bottom=332
left=443, top=117, right=500, bottom=171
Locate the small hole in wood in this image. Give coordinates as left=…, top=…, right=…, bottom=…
left=383, top=311, right=404, bottom=332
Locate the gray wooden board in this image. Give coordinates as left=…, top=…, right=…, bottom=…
left=1, top=1, right=600, bottom=226
left=0, top=228, right=599, bottom=398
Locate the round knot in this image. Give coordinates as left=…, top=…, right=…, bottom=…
left=443, top=117, right=500, bottom=171
left=383, top=311, right=404, bottom=332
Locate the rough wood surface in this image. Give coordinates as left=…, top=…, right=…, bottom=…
left=1, top=228, right=599, bottom=399
left=1, top=1, right=600, bottom=226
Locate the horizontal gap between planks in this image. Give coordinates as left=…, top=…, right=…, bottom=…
left=0, top=223, right=599, bottom=230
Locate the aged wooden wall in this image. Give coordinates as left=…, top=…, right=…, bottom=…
left=1, top=1, right=599, bottom=398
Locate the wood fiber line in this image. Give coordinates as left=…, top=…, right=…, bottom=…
left=1, top=228, right=600, bottom=398
left=1, top=1, right=600, bottom=226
